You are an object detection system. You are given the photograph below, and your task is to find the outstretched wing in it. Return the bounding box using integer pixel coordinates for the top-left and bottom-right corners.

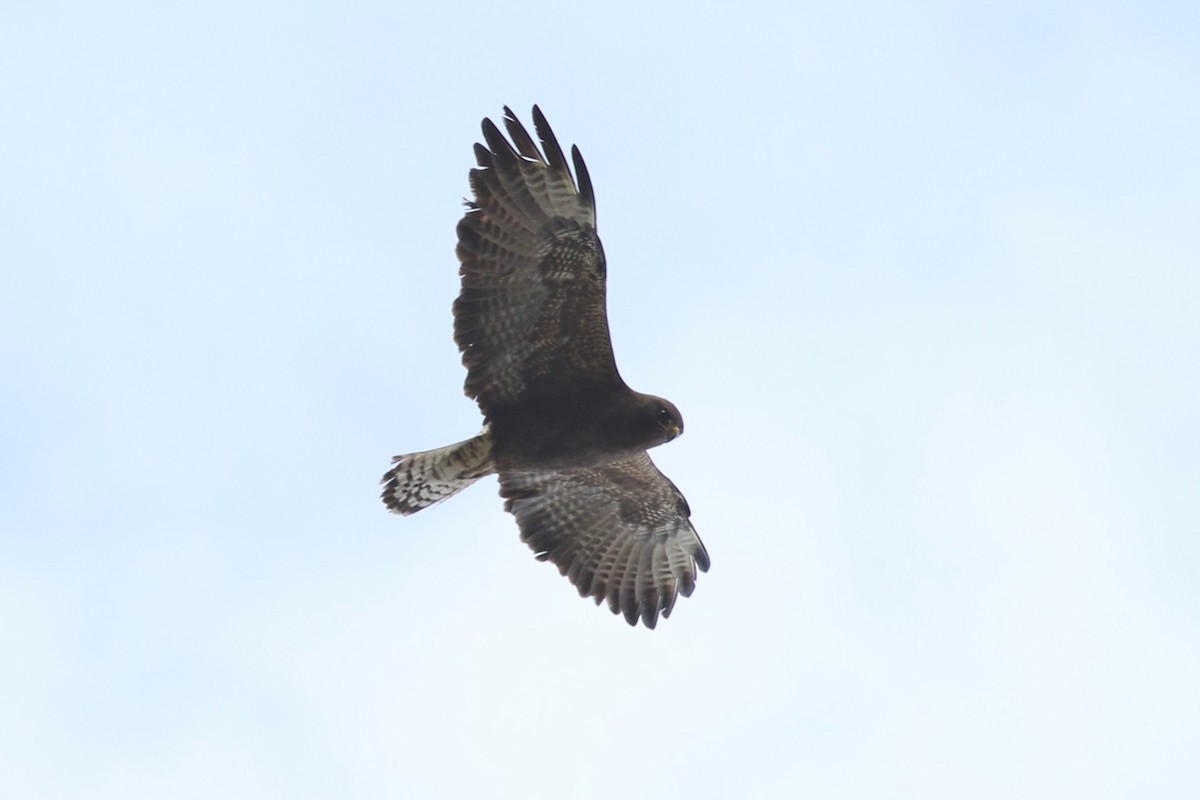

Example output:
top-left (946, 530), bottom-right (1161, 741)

top-left (453, 106), bottom-right (620, 414)
top-left (499, 453), bottom-right (710, 628)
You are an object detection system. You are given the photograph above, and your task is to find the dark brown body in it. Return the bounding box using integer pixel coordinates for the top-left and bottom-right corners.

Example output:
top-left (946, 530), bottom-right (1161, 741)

top-left (488, 387), bottom-right (681, 472)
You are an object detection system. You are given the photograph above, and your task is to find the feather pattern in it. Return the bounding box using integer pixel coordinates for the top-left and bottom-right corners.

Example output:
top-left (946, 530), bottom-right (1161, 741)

top-left (499, 452), bottom-right (710, 629)
top-left (454, 105), bottom-right (616, 411)
top-left (382, 428), bottom-right (495, 515)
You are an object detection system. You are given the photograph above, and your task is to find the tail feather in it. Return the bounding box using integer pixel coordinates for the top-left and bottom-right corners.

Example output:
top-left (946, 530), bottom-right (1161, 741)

top-left (381, 428), bottom-right (495, 515)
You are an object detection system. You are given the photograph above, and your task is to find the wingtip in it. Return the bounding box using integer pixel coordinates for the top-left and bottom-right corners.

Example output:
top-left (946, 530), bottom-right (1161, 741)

top-left (572, 144), bottom-right (595, 217)
top-left (530, 106), bottom-right (572, 177)
top-left (640, 599), bottom-right (661, 630)
top-left (480, 117), bottom-right (515, 159)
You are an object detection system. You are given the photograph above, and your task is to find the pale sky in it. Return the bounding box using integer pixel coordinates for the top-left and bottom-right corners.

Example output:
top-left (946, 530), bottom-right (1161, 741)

top-left (2, 1), bottom-right (1198, 798)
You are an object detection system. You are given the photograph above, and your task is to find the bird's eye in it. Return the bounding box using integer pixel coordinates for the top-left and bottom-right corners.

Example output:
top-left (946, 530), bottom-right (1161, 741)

top-left (659, 406), bottom-right (671, 419)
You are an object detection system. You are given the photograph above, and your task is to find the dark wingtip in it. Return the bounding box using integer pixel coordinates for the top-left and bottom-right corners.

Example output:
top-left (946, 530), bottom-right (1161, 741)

top-left (501, 105), bottom-right (541, 162)
top-left (530, 105), bottom-right (573, 184)
top-left (661, 588), bottom-right (677, 619)
top-left (572, 144), bottom-right (595, 218)
top-left (475, 137), bottom-right (499, 166)
top-left (640, 601), bottom-right (661, 630)
top-left (480, 117), bottom-right (515, 161)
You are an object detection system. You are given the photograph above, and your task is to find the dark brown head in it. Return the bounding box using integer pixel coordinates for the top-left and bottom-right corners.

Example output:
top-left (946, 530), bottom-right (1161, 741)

top-left (633, 392), bottom-right (684, 449)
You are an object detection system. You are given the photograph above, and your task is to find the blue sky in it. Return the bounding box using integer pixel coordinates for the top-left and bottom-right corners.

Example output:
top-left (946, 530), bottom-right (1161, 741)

top-left (2, 1), bottom-right (1198, 797)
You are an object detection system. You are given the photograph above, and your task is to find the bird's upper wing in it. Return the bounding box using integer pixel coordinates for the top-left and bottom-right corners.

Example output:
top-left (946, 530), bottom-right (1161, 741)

top-left (499, 452), bottom-right (710, 628)
top-left (454, 106), bottom-right (620, 413)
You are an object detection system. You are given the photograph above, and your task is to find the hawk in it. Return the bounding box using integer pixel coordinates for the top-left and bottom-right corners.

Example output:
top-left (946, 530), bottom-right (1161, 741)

top-left (381, 106), bottom-right (709, 628)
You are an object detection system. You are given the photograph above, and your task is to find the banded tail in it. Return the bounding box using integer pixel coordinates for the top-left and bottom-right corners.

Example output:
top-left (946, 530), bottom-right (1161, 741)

top-left (381, 427), bottom-right (495, 515)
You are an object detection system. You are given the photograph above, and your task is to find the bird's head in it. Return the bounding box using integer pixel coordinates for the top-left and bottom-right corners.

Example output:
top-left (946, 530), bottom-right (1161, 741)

top-left (638, 394), bottom-right (683, 448)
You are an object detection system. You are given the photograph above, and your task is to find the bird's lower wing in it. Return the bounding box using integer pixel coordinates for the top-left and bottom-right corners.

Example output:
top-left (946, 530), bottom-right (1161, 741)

top-left (499, 452), bottom-right (709, 628)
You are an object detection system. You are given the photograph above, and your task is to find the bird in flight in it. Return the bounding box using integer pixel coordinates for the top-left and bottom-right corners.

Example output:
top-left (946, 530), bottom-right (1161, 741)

top-left (381, 106), bottom-right (709, 628)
